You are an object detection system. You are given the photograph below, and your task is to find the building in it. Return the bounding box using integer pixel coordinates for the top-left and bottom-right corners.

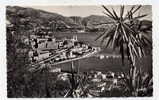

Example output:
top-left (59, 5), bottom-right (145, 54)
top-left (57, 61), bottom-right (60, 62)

top-left (38, 51), bottom-right (51, 61)
top-left (31, 37), bottom-right (58, 50)
top-left (46, 41), bottom-right (58, 50)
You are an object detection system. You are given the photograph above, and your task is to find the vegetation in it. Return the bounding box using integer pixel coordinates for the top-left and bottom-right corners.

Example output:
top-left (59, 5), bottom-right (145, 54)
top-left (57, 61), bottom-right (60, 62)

top-left (122, 68), bottom-right (153, 96)
top-left (96, 5), bottom-right (152, 96)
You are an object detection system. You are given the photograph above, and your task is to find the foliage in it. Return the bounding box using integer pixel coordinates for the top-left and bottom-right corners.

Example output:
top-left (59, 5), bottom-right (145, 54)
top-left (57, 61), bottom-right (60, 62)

top-left (96, 5), bottom-right (152, 66)
top-left (95, 5), bottom-right (152, 97)
top-left (122, 67), bottom-right (153, 96)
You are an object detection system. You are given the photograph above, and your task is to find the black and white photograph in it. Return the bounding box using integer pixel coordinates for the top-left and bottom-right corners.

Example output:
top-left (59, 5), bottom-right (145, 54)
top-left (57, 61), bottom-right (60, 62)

top-left (6, 5), bottom-right (153, 98)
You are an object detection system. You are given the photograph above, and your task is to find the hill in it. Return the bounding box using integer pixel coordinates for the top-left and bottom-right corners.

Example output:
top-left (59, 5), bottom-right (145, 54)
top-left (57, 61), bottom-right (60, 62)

top-left (82, 15), bottom-right (112, 28)
top-left (7, 6), bottom-right (114, 35)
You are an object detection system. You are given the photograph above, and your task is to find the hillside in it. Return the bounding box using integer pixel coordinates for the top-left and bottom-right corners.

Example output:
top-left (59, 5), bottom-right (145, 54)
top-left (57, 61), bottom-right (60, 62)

top-left (82, 15), bottom-right (112, 28)
top-left (7, 6), bottom-right (76, 26)
top-left (7, 6), bottom-right (113, 35)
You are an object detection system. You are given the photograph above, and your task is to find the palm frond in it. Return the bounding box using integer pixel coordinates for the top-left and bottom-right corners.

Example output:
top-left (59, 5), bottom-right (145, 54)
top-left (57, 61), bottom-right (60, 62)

top-left (112, 24), bottom-right (119, 48)
top-left (103, 11), bottom-right (116, 20)
top-left (95, 27), bottom-right (115, 41)
top-left (120, 6), bottom-right (125, 19)
top-left (122, 23), bottom-right (137, 35)
top-left (112, 8), bottom-right (119, 20)
top-left (105, 37), bottom-right (112, 48)
top-left (102, 5), bottom-right (116, 19)
top-left (129, 5), bottom-right (136, 13)
top-left (132, 5), bottom-right (142, 14)
top-left (100, 30), bottom-right (115, 47)
top-left (125, 14), bottom-right (148, 22)
top-left (148, 78), bottom-right (153, 86)
top-left (95, 30), bottom-right (108, 41)
top-left (120, 24), bottom-right (129, 41)
top-left (138, 33), bottom-right (152, 46)
top-left (92, 21), bottom-right (114, 26)
top-left (97, 5), bottom-right (151, 67)
top-left (133, 14), bottom-right (148, 20)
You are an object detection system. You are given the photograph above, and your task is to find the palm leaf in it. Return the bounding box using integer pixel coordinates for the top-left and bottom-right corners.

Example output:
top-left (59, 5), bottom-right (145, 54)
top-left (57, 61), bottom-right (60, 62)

top-left (126, 14), bottom-right (148, 22)
top-left (132, 5), bottom-right (142, 14)
top-left (100, 36), bottom-right (107, 46)
top-left (120, 24), bottom-right (129, 41)
top-left (112, 24), bottom-right (119, 48)
top-left (95, 30), bottom-right (108, 41)
top-left (129, 5), bottom-right (136, 13)
top-left (131, 43), bottom-right (139, 57)
top-left (142, 73), bottom-right (149, 86)
top-left (105, 37), bottom-right (112, 48)
top-left (124, 6), bottom-right (135, 20)
top-left (148, 78), bottom-right (153, 86)
top-left (102, 5), bottom-right (116, 19)
top-left (103, 11), bottom-right (116, 20)
top-left (134, 14), bottom-right (148, 20)
top-left (138, 33), bottom-right (152, 47)
top-left (100, 31), bottom-right (114, 46)
top-left (95, 27), bottom-right (115, 41)
top-left (92, 21), bottom-right (114, 26)
top-left (124, 10), bottom-right (137, 22)
top-left (112, 8), bottom-right (119, 20)
top-left (120, 6), bottom-right (125, 19)
top-left (122, 23), bottom-right (137, 35)
top-left (128, 44), bottom-right (135, 66)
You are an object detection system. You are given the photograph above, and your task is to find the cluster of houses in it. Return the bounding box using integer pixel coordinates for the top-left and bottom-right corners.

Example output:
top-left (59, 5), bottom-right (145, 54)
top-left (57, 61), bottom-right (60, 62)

top-left (82, 71), bottom-right (125, 95)
top-left (28, 35), bottom-right (96, 63)
top-left (87, 71), bottom-right (124, 83)
top-left (55, 70), bottom-right (125, 96)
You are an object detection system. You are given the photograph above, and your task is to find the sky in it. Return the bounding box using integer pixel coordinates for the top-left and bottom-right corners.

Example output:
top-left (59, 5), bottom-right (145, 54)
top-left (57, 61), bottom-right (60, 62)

top-left (28, 5), bottom-right (152, 20)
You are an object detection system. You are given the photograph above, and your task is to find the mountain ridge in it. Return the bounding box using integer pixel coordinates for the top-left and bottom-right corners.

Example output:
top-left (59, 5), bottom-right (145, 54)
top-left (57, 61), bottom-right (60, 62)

top-left (7, 6), bottom-right (112, 31)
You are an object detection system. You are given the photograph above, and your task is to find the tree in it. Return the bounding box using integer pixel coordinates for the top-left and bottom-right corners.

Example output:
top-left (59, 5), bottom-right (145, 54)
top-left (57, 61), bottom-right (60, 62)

top-left (96, 5), bottom-right (152, 67)
top-left (95, 5), bottom-right (152, 96)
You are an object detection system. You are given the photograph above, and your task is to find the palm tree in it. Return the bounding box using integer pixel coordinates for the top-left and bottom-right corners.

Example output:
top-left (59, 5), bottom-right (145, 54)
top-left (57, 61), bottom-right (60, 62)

top-left (95, 5), bottom-right (152, 96)
top-left (96, 5), bottom-right (151, 67)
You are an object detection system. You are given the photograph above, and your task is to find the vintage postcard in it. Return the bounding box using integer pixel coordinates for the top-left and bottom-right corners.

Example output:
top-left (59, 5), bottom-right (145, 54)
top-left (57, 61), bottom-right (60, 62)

top-left (6, 5), bottom-right (153, 98)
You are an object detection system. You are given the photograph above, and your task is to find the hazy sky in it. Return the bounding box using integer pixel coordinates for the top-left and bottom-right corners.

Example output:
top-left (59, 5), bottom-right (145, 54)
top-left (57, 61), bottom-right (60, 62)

top-left (29, 5), bottom-right (152, 20)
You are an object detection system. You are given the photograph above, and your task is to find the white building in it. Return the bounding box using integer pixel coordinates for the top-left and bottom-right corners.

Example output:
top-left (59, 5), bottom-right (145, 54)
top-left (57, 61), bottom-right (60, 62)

top-left (38, 51), bottom-right (51, 61)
